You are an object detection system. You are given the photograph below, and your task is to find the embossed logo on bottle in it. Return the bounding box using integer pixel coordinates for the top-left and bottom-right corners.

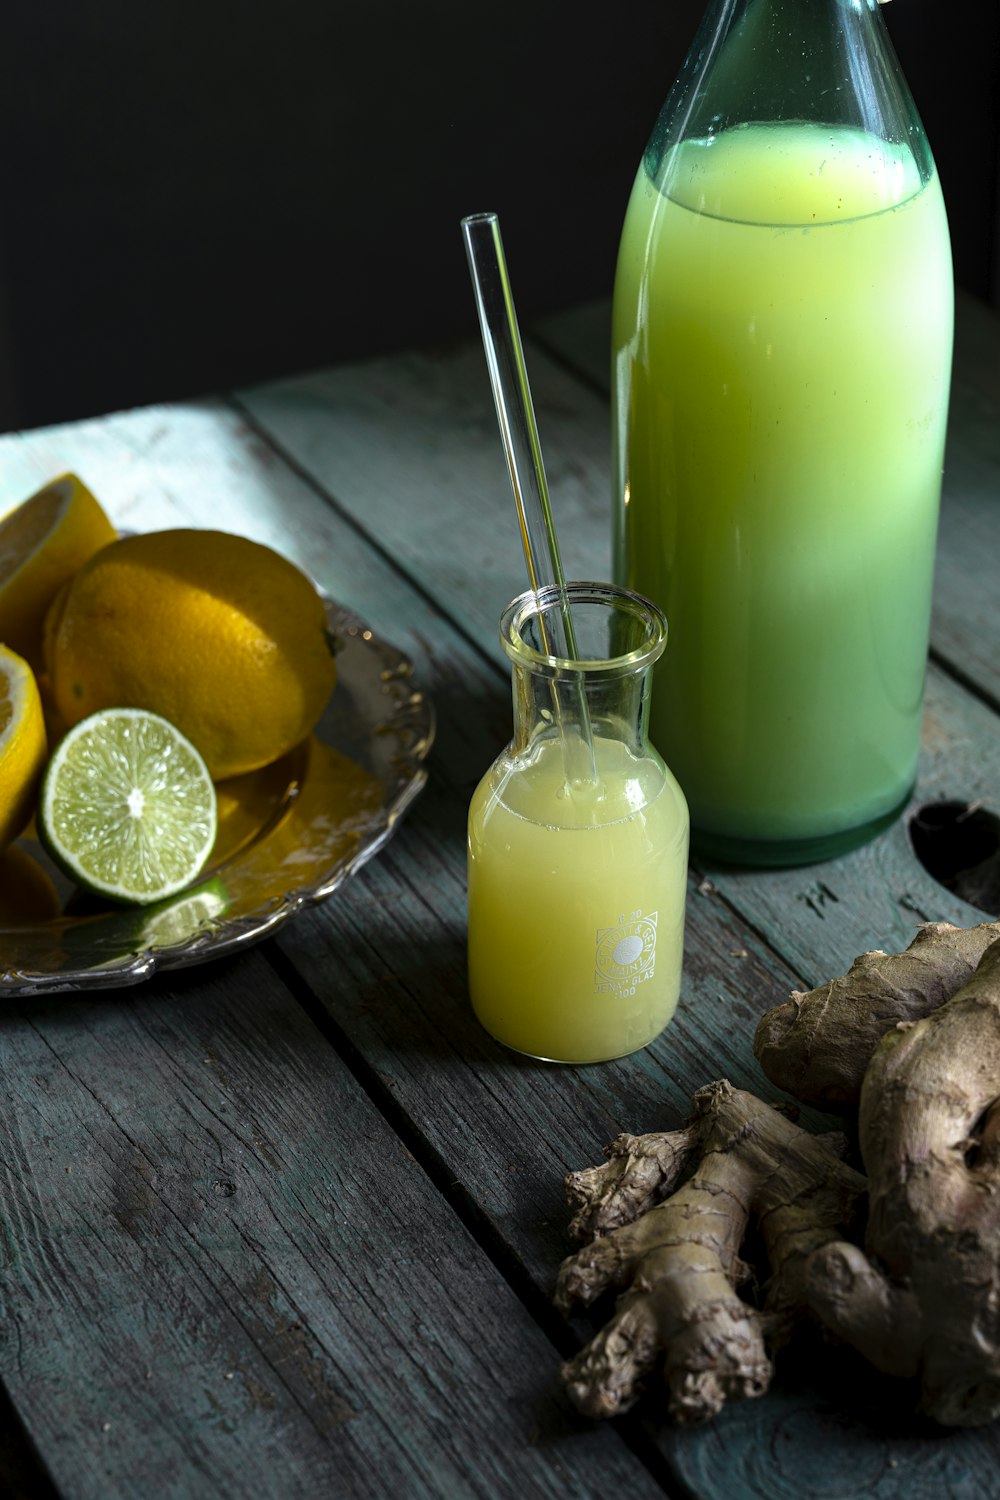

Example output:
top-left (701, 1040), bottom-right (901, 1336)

top-left (594, 911), bottom-right (658, 994)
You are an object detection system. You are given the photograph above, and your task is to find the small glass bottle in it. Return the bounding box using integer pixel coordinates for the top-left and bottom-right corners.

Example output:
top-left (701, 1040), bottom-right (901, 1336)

top-left (612, 0), bottom-right (954, 866)
top-left (467, 582), bottom-right (689, 1064)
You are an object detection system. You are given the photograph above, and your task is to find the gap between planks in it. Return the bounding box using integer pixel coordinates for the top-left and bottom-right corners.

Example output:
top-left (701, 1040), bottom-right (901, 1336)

top-left (257, 936), bottom-right (692, 1500)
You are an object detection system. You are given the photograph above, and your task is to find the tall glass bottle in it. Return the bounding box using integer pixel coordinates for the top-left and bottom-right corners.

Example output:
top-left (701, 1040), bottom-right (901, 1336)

top-left (612, 0), bottom-right (953, 866)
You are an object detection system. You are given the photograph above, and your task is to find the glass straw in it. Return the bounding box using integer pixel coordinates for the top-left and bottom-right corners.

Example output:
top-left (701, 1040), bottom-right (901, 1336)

top-left (461, 211), bottom-right (596, 771)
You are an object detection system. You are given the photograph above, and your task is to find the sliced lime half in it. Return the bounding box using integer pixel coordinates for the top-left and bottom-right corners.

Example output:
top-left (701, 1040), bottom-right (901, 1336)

top-left (39, 708), bottom-right (217, 905)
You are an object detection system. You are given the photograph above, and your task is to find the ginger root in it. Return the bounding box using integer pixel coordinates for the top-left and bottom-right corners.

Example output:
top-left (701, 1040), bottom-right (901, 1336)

top-left (556, 1082), bottom-right (864, 1423)
top-left (805, 935), bottom-right (1000, 1425)
top-left (753, 920), bottom-right (1000, 1111)
top-left (556, 924), bottom-right (1000, 1429)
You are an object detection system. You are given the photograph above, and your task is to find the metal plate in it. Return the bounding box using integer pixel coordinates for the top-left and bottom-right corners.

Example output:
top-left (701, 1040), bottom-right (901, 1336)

top-left (0, 602), bottom-right (434, 994)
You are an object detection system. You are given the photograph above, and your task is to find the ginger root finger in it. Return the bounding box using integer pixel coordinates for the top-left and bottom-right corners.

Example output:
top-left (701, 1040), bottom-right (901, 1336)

top-left (561, 1251), bottom-right (771, 1424)
top-left (556, 1175), bottom-right (754, 1316)
top-left (754, 920), bottom-right (1000, 1111)
top-left (564, 1127), bottom-right (698, 1242)
top-left (799, 1239), bottom-right (923, 1379)
top-left (561, 1294), bottom-right (669, 1420)
top-left (559, 1182), bottom-right (769, 1422)
top-left (557, 1081), bottom-right (864, 1424)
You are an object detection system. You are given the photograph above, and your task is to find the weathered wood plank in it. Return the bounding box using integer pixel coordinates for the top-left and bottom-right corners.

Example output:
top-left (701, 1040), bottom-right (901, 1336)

top-left (0, 397), bottom-right (767, 1498)
top-left (3, 315), bottom-right (998, 1500)
top-left (930, 292), bottom-right (1000, 708)
top-left (232, 341), bottom-right (1000, 1492)
top-left (0, 373), bottom-right (853, 1495)
top-left (659, 1349), bottom-right (1000, 1500)
top-left (0, 403), bottom-right (680, 1496)
top-left (0, 952), bottom-right (668, 1500)
top-left (259, 581), bottom-right (1000, 1499)
top-left (267, 681), bottom-right (1000, 1500)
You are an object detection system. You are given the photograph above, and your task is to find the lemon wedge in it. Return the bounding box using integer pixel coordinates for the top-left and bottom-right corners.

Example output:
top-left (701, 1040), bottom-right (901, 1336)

top-left (0, 643), bottom-right (48, 852)
top-left (0, 473), bottom-right (117, 670)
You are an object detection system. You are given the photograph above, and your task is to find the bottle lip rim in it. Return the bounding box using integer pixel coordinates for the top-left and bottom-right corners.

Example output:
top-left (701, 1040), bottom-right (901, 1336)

top-left (499, 581), bottom-right (668, 678)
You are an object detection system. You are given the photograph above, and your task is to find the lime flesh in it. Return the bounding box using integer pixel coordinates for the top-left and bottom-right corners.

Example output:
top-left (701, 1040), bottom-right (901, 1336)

top-left (39, 708), bottom-right (217, 905)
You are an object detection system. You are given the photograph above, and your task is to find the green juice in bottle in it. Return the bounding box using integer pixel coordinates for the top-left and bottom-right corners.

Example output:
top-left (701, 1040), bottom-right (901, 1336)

top-left (612, 0), bottom-right (954, 866)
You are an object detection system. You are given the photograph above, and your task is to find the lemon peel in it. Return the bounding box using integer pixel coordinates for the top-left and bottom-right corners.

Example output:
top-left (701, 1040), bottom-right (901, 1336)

top-left (0, 644), bottom-right (48, 852)
top-left (45, 529), bottom-right (338, 779)
top-left (0, 474), bottom-right (117, 671)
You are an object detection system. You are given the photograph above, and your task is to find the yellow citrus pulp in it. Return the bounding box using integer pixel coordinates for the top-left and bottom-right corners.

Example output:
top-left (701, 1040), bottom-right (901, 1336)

top-left (0, 643), bottom-right (48, 851)
top-left (0, 474), bottom-right (117, 671)
top-left (45, 529), bottom-right (338, 779)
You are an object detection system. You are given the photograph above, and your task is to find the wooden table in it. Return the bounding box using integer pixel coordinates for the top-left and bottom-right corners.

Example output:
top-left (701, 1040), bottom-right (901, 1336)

top-left (1, 290), bottom-right (998, 1500)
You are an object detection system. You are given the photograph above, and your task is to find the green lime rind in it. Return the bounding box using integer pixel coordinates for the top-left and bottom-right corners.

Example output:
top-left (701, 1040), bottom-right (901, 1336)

top-left (38, 708), bottom-right (218, 906)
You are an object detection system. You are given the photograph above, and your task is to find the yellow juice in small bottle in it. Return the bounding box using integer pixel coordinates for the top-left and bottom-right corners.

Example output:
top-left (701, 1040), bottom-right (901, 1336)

top-left (468, 734), bottom-right (688, 1063)
top-left (466, 583), bottom-right (689, 1065)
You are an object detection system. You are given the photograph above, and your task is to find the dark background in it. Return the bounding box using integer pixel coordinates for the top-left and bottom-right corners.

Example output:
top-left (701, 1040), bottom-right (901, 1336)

top-left (0, 0), bottom-right (997, 433)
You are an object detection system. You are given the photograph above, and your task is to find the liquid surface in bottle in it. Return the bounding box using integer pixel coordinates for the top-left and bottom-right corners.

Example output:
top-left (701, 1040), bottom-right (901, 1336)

top-left (613, 122), bottom-right (953, 854)
top-left (467, 733), bottom-right (688, 1063)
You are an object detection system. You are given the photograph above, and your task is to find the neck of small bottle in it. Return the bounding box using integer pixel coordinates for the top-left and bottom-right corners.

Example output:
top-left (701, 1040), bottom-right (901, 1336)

top-left (510, 661), bottom-right (653, 760)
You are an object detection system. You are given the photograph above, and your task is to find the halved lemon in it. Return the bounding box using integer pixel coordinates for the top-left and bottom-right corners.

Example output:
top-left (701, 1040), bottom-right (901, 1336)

top-left (0, 643), bottom-right (48, 851)
top-left (38, 708), bottom-right (217, 905)
top-left (44, 527), bottom-right (336, 778)
top-left (0, 473), bottom-right (117, 670)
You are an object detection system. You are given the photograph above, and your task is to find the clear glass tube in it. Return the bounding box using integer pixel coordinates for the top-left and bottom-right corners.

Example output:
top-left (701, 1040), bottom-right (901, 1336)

top-left (461, 211), bottom-right (578, 660)
top-left (462, 210), bottom-right (596, 772)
